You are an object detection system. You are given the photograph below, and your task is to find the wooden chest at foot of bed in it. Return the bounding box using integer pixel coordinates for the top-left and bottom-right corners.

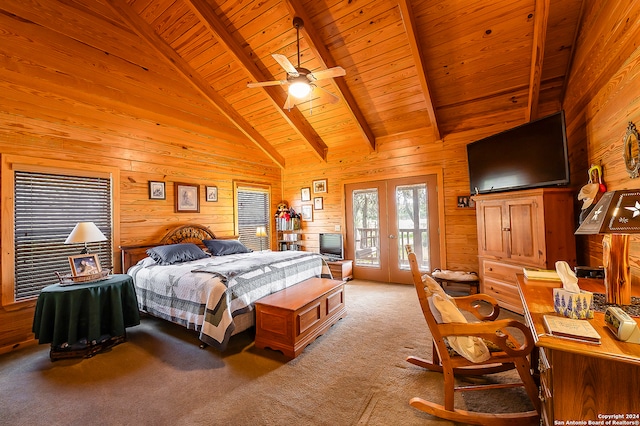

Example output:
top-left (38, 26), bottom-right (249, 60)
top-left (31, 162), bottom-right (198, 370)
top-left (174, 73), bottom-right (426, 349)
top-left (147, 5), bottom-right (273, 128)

top-left (255, 278), bottom-right (347, 358)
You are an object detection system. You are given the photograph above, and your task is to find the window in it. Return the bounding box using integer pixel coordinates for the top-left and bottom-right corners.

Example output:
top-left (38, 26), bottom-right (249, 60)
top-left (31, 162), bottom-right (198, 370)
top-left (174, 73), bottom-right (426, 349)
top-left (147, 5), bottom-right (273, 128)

top-left (235, 183), bottom-right (270, 251)
top-left (1, 155), bottom-right (118, 305)
top-left (13, 171), bottom-right (113, 300)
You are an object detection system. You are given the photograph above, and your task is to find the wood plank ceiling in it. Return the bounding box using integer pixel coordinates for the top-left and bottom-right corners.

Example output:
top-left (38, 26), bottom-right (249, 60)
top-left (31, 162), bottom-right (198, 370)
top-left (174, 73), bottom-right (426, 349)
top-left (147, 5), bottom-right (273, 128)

top-left (6, 0), bottom-right (584, 168)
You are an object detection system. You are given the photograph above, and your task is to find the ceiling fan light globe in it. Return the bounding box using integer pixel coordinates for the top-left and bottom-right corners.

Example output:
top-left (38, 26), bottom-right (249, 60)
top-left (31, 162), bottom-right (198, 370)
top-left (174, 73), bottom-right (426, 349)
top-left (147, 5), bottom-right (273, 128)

top-left (289, 81), bottom-right (311, 98)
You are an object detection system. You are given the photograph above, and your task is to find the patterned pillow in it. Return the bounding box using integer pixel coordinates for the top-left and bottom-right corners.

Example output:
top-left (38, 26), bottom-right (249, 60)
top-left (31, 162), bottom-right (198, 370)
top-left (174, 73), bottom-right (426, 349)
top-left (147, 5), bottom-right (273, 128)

top-left (203, 239), bottom-right (251, 256)
top-left (146, 243), bottom-right (208, 265)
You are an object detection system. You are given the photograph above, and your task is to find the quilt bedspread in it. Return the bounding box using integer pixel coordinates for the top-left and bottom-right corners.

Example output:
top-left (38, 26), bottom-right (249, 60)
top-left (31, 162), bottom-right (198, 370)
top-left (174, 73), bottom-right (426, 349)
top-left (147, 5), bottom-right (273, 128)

top-left (127, 251), bottom-right (325, 350)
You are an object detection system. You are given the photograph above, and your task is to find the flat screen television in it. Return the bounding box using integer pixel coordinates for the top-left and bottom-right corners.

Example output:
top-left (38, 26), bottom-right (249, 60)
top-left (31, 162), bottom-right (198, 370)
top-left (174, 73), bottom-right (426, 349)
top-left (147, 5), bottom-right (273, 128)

top-left (467, 111), bottom-right (570, 195)
top-left (319, 233), bottom-right (344, 260)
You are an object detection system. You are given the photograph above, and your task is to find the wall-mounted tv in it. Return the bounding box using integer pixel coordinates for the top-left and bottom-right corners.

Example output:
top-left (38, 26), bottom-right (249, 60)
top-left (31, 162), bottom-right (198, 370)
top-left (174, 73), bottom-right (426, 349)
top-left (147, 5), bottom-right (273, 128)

top-left (319, 233), bottom-right (344, 260)
top-left (467, 111), bottom-right (570, 195)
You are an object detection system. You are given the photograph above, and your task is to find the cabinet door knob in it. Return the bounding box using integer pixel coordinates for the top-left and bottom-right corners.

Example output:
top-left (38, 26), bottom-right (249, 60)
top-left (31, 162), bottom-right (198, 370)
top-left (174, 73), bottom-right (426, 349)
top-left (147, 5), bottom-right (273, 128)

top-left (502, 227), bottom-right (511, 231)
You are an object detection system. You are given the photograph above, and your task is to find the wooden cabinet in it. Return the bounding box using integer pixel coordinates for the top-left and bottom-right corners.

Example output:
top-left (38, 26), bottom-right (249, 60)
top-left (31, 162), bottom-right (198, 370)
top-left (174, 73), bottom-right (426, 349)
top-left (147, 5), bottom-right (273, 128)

top-left (474, 188), bottom-right (576, 313)
top-left (517, 275), bottom-right (640, 424)
top-left (326, 260), bottom-right (353, 281)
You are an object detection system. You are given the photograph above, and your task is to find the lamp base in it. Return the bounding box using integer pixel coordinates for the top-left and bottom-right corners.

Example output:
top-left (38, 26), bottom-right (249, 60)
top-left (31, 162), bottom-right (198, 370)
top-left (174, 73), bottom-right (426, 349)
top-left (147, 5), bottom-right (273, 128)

top-left (602, 234), bottom-right (632, 305)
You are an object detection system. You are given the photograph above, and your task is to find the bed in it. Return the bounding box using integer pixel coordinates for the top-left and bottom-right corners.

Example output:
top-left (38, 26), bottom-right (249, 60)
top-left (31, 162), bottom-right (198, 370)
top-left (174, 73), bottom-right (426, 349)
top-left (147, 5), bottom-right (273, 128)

top-left (121, 225), bottom-right (329, 351)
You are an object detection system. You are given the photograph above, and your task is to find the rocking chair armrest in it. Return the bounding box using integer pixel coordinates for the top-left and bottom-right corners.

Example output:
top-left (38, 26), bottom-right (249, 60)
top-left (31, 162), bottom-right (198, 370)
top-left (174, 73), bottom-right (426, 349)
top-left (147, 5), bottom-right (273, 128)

top-left (452, 294), bottom-right (500, 321)
top-left (437, 319), bottom-right (535, 357)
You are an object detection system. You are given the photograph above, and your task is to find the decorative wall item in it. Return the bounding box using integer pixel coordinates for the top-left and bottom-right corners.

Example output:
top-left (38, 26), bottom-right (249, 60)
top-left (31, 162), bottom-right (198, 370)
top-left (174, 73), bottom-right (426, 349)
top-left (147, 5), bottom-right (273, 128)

top-left (175, 182), bottom-right (199, 212)
top-left (301, 187), bottom-right (311, 201)
top-left (457, 195), bottom-right (473, 208)
top-left (149, 181), bottom-right (166, 200)
top-left (623, 121), bottom-right (639, 179)
top-left (312, 179), bottom-right (327, 193)
top-left (314, 197), bottom-right (323, 210)
top-left (206, 186), bottom-right (218, 202)
top-left (301, 205), bottom-right (313, 221)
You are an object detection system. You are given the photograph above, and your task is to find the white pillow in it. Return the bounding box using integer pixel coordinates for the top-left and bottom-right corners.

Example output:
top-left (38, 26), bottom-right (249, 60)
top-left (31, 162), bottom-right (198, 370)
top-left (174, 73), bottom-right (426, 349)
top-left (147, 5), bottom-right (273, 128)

top-left (431, 293), bottom-right (490, 363)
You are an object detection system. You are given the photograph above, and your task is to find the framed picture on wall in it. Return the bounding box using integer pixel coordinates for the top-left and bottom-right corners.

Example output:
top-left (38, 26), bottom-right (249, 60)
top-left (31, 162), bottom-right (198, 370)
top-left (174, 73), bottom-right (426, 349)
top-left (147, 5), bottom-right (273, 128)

top-left (314, 197), bottom-right (323, 210)
top-left (175, 182), bottom-right (199, 213)
top-left (301, 205), bottom-right (313, 221)
top-left (312, 179), bottom-right (327, 194)
top-left (301, 187), bottom-right (311, 201)
top-left (149, 181), bottom-right (166, 200)
top-left (206, 186), bottom-right (218, 202)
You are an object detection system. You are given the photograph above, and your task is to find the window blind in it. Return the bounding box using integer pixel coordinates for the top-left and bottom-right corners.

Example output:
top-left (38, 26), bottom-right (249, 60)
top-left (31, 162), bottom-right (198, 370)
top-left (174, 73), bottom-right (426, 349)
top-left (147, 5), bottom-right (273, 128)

top-left (14, 171), bottom-right (112, 300)
top-left (237, 187), bottom-right (270, 251)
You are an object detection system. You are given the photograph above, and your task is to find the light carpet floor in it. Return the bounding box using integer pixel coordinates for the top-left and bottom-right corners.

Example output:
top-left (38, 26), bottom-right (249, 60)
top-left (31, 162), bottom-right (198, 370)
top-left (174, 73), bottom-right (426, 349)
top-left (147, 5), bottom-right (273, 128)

top-left (0, 280), bottom-right (534, 426)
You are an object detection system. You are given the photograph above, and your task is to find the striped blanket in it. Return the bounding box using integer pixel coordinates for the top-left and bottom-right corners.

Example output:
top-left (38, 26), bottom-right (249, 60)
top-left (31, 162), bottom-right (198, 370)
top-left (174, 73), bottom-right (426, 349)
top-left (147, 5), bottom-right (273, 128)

top-left (128, 251), bottom-right (327, 350)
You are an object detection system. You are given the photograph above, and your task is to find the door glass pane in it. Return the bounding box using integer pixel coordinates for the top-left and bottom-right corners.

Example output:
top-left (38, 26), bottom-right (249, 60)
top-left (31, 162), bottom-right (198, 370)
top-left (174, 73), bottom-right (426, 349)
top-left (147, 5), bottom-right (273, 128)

top-left (352, 188), bottom-right (380, 267)
top-left (396, 183), bottom-right (429, 271)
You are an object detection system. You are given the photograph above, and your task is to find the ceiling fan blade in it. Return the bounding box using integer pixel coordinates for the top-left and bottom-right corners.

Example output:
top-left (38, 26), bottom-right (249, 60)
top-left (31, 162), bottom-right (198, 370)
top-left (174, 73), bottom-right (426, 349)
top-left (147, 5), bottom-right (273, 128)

top-left (308, 66), bottom-right (346, 82)
top-left (272, 54), bottom-right (298, 75)
top-left (247, 80), bottom-right (287, 88)
top-left (283, 94), bottom-right (296, 110)
top-left (315, 85), bottom-right (340, 104)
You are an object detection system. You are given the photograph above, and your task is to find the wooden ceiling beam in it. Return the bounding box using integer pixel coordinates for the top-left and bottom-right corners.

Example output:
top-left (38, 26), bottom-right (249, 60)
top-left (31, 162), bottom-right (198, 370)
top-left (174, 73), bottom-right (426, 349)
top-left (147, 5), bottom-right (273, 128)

top-left (527, 0), bottom-right (550, 121)
top-left (397, 0), bottom-right (441, 142)
top-left (105, 0), bottom-right (286, 168)
top-left (185, 0), bottom-right (328, 162)
top-left (282, 0), bottom-right (377, 152)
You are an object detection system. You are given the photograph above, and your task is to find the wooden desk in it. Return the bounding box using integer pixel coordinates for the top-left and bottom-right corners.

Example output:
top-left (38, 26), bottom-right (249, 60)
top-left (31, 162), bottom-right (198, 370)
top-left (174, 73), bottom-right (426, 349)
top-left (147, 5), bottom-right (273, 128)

top-left (516, 274), bottom-right (640, 425)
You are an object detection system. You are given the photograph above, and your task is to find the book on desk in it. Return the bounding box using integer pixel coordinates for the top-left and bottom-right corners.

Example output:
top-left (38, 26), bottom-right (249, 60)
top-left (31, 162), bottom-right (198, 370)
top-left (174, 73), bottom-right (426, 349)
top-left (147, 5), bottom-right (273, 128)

top-left (543, 314), bottom-right (601, 344)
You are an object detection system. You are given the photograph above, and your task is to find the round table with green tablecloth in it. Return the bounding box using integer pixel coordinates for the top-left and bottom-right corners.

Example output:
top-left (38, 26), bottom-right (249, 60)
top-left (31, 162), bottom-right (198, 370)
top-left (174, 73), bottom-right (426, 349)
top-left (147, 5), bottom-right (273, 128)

top-left (32, 274), bottom-right (140, 360)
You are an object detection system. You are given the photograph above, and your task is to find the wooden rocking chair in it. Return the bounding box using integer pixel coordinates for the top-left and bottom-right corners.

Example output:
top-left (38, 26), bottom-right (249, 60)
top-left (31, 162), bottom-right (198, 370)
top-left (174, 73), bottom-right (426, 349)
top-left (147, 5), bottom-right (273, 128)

top-left (405, 247), bottom-right (540, 425)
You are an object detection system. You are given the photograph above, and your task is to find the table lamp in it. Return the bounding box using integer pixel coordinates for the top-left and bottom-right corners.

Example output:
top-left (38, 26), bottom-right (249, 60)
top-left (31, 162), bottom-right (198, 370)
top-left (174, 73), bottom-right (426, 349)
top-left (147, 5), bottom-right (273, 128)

top-left (575, 190), bottom-right (640, 305)
top-left (256, 226), bottom-right (267, 251)
top-left (64, 222), bottom-right (107, 254)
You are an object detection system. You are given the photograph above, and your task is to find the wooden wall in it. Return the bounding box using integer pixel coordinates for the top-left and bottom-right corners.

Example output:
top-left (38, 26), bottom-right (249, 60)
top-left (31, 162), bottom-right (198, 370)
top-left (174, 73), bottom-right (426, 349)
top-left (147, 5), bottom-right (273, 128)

top-left (562, 0), bottom-right (640, 281)
top-left (0, 5), bottom-right (281, 352)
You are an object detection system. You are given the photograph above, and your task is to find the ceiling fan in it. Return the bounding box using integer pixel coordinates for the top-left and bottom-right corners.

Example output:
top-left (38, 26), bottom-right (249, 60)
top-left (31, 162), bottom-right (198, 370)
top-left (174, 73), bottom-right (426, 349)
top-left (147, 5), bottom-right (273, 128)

top-left (247, 17), bottom-right (346, 110)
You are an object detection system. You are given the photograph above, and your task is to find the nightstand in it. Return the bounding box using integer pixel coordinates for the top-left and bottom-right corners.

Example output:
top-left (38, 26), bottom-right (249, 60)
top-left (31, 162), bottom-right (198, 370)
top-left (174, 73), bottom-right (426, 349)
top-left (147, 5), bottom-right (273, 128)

top-left (32, 274), bottom-right (140, 360)
top-left (326, 259), bottom-right (353, 281)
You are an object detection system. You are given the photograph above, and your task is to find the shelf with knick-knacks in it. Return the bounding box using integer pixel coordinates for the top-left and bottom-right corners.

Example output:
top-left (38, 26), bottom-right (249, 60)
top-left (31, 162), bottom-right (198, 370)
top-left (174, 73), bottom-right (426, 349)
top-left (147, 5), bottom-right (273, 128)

top-left (275, 202), bottom-right (303, 251)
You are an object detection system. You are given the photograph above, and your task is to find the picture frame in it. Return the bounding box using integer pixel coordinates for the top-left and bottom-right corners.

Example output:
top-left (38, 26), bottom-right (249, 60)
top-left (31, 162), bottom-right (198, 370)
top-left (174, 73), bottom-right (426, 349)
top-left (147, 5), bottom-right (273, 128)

top-left (206, 186), bottom-right (218, 202)
top-left (175, 182), bottom-right (200, 213)
top-left (148, 181), bottom-right (166, 200)
top-left (69, 253), bottom-right (101, 277)
top-left (301, 187), bottom-right (311, 202)
top-left (301, 205), bottom-right (313, 221)
top-left (314, 197), bottom-right (323, 210)
top-left (312, 179), bottom-right (327, 194)
top-left (457, 195), bottom-right (474, 209)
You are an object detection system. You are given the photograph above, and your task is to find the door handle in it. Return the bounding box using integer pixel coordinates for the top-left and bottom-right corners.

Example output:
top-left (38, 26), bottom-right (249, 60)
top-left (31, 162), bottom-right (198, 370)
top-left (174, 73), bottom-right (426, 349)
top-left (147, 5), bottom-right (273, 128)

top-left (389, 235), bottom-right (396, 239)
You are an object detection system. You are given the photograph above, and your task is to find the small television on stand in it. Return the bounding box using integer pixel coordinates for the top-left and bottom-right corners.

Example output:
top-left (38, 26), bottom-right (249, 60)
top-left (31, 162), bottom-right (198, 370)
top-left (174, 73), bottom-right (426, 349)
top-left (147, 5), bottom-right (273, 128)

top-left (319, 233), bottom-right (344, 261)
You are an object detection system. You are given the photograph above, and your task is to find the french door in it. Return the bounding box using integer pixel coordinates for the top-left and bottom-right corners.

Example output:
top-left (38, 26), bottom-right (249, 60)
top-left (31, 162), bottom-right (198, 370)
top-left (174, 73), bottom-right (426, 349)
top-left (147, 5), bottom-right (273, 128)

top-left (345, 175), bottom-right (440, 284)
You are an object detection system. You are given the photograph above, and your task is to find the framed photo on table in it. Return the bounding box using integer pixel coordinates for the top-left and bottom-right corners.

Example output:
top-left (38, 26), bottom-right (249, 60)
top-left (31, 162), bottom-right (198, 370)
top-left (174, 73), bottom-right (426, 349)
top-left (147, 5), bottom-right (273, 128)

top-left (175, 182), bottom-right (199, 213)
top-left (69, 254), bottom-right (101, 277)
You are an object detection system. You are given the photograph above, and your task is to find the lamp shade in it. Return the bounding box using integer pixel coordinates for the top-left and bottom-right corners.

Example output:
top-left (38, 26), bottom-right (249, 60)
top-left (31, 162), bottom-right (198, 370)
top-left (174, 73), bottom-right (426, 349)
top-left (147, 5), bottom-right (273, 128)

top-left (65, 222), bottom-right (107, 244)
top-left (256, 226), bottom-right (267, 237)
top-left (575, 190), bottom-right (640, 235)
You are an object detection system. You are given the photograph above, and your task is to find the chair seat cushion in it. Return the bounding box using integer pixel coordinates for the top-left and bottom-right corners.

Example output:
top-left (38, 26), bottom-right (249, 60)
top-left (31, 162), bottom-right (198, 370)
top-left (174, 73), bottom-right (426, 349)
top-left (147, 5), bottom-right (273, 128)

top-left (430, 293), bottom-right (491, 363)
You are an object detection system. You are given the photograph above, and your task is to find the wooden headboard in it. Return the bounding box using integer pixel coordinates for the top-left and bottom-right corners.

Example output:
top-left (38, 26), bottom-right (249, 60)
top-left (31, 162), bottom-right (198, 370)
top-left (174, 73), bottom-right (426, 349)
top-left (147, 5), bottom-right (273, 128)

top-left (120, 225), bottom-right (238, 272)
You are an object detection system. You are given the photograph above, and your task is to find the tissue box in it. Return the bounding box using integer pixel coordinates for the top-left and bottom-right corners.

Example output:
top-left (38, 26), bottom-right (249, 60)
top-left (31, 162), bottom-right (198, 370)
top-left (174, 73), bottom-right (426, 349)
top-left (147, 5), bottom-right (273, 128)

top-left (553, 289), bottom-right (594, 319)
